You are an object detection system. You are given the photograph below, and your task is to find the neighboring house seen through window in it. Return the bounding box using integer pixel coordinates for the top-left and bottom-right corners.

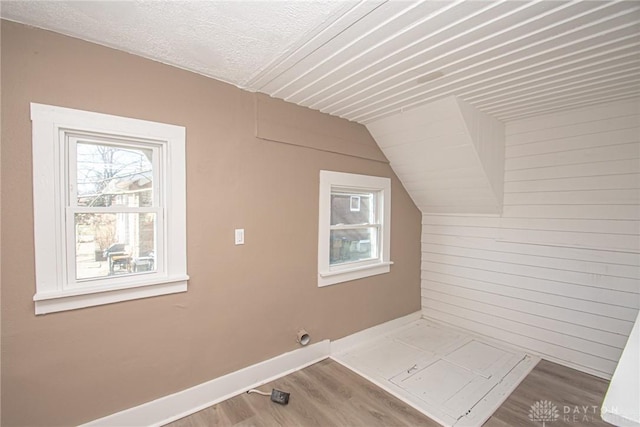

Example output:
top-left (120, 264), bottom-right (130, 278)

top-left (318, 170), bottom-right (392, 287)
top-left (31, 103), bottom-right (188, 314)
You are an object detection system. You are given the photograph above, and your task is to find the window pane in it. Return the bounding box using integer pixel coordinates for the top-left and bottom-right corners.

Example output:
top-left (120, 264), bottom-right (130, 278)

top-left (76, 142), bottom-right (154, 207)
top-left (75, 212), bottom-right (156, 280)
top-left (330, 227), bottom-right (378, 265)
top-left (331, 191), bottom-right (375, 225)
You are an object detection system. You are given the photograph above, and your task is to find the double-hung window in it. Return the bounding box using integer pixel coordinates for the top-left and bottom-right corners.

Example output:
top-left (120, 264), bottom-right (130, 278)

top-left (31, 103), bottom-right (188, 314)
top-left (318, 171), bottom-right (392, 287)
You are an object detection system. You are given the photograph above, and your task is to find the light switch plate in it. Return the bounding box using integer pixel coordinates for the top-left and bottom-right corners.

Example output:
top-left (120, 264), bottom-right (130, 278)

top-left (235, 228), bottom-right (245, 245)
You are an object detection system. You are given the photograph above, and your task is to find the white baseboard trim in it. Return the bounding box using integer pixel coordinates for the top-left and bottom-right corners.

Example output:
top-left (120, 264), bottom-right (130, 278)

top-left (331, 310), bottom-right (422, 355)
top-left (82, 339), bottom-right (331, 427)
top-left (84, 310), bottom-right (530, 427)
top-left (81, 312), bottom-right (422, 427)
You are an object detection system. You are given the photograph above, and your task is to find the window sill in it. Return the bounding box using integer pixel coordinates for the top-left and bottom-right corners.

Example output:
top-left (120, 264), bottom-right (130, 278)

top-left (34, 275), bottom-right (189, 314)
top-left (318, 261), bottom-right (393, 287)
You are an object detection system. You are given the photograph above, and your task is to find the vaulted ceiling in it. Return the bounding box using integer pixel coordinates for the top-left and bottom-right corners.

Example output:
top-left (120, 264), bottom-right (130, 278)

top-left (3, 0), bottom-right (639, 124)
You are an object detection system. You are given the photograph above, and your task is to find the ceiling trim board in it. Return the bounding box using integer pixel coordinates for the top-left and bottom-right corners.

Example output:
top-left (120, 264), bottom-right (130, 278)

top-left (463, 47), bottom-right (640, 103)
top-left (355, 22), bottom-right (640, 124)
top-left (241, 0), bottom-right (364, 89)
top-left (263, 0), bottom-right (412, 96)
top-left (246, 0), bottom-right (385, 91)
top-left (325, 1), bottom-right (611, 117)
top-left (272, 1), bottom-right (425, 98)
top-left (284, 0), bottom-right (469, 105)
top-left (495, 93), bottom-right (640, 122)
top-left (316, 0), bottom-right (560, 115)
top-left (294, 0), bottom-right (492, 108)
top-left (426, 35), bottom-right (640, 111)
top-left (2, 1), bottom-right (637, 126)
top-left (344, 6), bottom-right (638, 122)
top-left (486, 81), bottom-right (640, 116)
top-left (306, 0), bottom-right (526, 111)
top-left (474, 68), bottom-right (640, 111)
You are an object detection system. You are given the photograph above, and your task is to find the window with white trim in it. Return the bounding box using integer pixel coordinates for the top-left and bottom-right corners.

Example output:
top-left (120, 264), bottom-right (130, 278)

top-left (31, 103), bottom-right (188, 314)
top-left (318, 171), bottom-right (392, 287)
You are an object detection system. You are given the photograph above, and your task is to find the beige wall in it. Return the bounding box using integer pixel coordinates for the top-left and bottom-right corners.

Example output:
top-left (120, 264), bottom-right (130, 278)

top-left (0, 21), bottom-right (421, 426)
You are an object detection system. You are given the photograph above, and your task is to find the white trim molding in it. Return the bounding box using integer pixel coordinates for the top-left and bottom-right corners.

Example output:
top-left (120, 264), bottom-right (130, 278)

top-left (31, 103), bottom-right (188, 314)
top-left (82, 340), bottom-right (331, 427)
top-left (80, 313), bottom-right (421, 427)
top-left (331, 310), bottom-right (422, 354)
top-left (318, 170), bottom-right (392, 287)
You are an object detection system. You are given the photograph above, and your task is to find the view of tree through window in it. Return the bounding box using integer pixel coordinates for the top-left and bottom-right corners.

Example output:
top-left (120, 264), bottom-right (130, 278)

top-left (74, 142), bottom-right (157, 281)
top-left (76, 142), bottom-right (153, 207)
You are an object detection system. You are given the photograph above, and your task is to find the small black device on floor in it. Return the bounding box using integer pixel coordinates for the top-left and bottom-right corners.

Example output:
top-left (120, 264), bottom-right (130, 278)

top-left (270, 388), bottom-right (290, 405)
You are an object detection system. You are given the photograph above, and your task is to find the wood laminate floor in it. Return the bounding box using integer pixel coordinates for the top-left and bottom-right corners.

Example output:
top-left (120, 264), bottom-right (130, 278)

top-left (485, 359), bottom-right (611, 427)
top-left (166, 358), bottom-right (611, 427)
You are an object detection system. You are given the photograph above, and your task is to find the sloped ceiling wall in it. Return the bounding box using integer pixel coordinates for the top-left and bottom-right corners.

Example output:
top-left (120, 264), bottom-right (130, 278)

top-left (367, 96), bottom-right (505, 214)
top-left (3, 1), bottom-right (638, 124)
top-left (3, 2), bottom-right (637, 217)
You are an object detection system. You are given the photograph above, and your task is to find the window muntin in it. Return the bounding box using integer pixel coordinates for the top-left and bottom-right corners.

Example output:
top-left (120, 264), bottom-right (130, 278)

top-left (329, 189), bottom-right (379, 266)
top-left (67, 137), bottom-right (162, 285)
top-left (318, 171), bottom-right (392, 287)
top-left (31, 103), bottom-right (188, 314)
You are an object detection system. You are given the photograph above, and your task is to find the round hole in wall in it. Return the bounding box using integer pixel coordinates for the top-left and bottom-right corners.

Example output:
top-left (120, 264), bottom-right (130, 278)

top-left (297, 329), bottom-right (311, 346)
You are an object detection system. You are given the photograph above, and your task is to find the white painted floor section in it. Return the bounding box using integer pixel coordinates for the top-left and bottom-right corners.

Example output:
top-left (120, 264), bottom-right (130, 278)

top-left (332, 318), bottom-right (538, 427)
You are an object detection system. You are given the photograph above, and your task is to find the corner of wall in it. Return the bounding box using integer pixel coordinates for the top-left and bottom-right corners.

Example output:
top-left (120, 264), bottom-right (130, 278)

top-left (455, 96), bottom-right (505, 215)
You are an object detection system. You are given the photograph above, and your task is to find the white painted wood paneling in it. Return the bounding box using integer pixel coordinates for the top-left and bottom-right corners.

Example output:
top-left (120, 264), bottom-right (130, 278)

top-left (5, 1), bottom-right (639, 125)
top-left (249, 0), bottom-right (640, 123)
top-left (421, 99), bottom-right (640, 379)
top-left (367, 96), bottom-right (505, 214)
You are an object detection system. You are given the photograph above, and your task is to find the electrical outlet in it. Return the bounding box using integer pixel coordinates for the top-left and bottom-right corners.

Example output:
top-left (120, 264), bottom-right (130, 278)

top-left (270, 388), bottom-right (290, 405)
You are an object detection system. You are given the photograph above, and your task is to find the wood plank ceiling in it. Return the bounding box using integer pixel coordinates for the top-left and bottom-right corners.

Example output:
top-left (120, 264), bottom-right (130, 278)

top-left (2, 0), bottom-right (639, 124)
top-left (247, 0), bottom-right (640, 124)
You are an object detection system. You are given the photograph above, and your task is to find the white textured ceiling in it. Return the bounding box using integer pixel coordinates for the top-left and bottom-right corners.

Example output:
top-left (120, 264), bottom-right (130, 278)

top-left (0, 0), bottom-right (352, 87)
top-left (2, 0), bottom-right (639, 123)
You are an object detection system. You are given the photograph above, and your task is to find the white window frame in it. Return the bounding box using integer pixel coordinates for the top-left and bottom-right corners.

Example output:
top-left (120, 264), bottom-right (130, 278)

top-left (31, 103), bottom-right (188, 314)
top-left (318, 170), bottom-right (392, 287)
